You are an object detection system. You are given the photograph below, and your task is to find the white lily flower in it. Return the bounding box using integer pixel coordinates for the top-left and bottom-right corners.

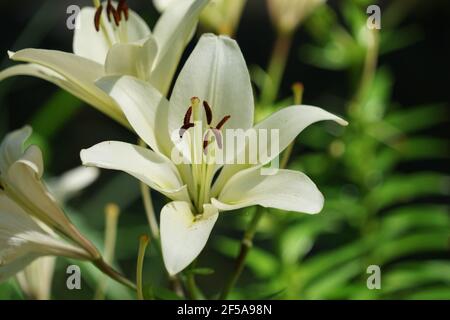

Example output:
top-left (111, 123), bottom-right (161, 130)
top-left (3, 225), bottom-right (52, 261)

top-left (0, 0), bottom-right (209, 126)
top-left (0, 192), bottom-right (91, 283)
top-left (15, 166), bottom-right (99, 300)
top-left (81, 34), bottom-right (348, 275)
top-left (268, 0), bottom-right (326, 34)
top-left (0, 127), bottom-right (100, 261)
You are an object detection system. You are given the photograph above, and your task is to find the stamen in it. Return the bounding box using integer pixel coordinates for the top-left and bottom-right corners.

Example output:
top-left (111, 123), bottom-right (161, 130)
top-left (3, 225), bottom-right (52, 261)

top-left (94, 5), bottom-right (103, 32)
top-left (216, 115), bottom-right (231, 130)
top-left (179, 123), bottom-right (195, 138)
top-left (118, 0), bottom-right (129, 21)
top-left (112, 7), bottom-right (121, 26)
top-left (183, 107), bottom-right (193, 126)
top-left (106, 0), bottom-right (114, 22)
top-left (203, 101), bottom-right (212, 125)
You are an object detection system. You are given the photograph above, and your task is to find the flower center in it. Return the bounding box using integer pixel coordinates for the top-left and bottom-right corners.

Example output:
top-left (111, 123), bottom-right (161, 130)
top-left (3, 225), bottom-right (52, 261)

top-left (93, 0), bottom-right (130, 45)
top-left (179, 97), bottom-right (231, 213)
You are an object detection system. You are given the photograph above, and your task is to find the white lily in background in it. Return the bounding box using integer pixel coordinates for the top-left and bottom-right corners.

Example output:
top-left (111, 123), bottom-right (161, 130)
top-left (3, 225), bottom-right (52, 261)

top-left (0, 127), bottom-right (105, 284)
top-left (0, 191), bottom-right (91, 283)
top-left (268, 0), bottom-right (326, 34)
top-left (0, 0), bottom-right (209, 126)
top-left (81, 34), bottom-right (348, 275)
top-left (154, 0), bottom-right (246, 36)
top-left (15, 166), bottom-right (99, 300)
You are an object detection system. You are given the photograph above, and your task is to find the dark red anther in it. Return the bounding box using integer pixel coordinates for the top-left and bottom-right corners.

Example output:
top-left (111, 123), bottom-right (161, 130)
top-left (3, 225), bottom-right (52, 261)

top-left (216, 115), bottom-right (231, 130)
top-left (94, 5), bottom-right (103, 32)
top-left (203, 101), bottom-right (213, 125)
top-left (106, 0), bottom-right (114, 22)
top-left (118, 0), bottom-right (129, 21)
top-left (183, 107), bottom-right (192, 126)
top-left (112, 7), bottom-right (121, 26)
top-left (179, 123), bottom-right (195, 138)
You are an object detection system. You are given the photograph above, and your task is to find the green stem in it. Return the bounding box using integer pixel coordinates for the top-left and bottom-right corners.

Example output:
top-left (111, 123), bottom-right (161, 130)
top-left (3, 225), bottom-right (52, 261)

top-left (138, 139), bottom-right (160, 240)
top-left (260, 32), bottom-right (293, 106)
top-left (219, 208), bottom-right (263, 300)
top-left (94, 204), bottom-right (120, 300)
top-left (93, 258), bottom-right (136, 291)
top-left (136, 235), bottom-right (150, 300)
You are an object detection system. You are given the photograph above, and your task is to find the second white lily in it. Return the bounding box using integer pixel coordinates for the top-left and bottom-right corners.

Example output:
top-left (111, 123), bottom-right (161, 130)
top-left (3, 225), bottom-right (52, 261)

top-left (0, 0), bottom-right (209, 126)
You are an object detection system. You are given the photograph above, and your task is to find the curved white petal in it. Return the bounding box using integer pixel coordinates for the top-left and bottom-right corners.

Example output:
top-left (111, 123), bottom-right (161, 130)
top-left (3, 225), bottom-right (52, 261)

top-left (80, 141), bottom-right (188, 201)
top-left (212, 105), bottom-right (347, 196)
top-left (7, 49), bottom-right (127, 125)
top-left (47, 167), bottom-right (100, 203)
top-left (151, 0), bottom-right (210, 95)
top-left (160, 201), bottom-right (218, 275)
top-left (96, 76), bottom-right (172, 155)
top-left (169, 34), bottom-right (254, 143)
top-left (73, 6), bottom-right (151, 65)
top-left (105, 37), bottom-right (158, 81)
top-left (0, 194), bottom-right (88, 283)
top-left (0, 126), bottom-right (32, 174)
top-left (0, 64), bottom-right (128, 127)
top-left (212, 167), bottom-right (324, 214)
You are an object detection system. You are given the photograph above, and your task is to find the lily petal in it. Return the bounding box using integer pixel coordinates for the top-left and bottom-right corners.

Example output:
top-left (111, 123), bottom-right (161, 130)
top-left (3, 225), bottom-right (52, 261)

top-left (151, 0), bottom-right (210, 95)
top-left (0, 126), bottom-right (33, 174)
top-left (160, 201), bottom-right (218, 275)
top-left (169, 33), bottom-right (254, 141)
top-left (80, 141), bottom-right (189, 201)
top-left (96, 75), bottom-right (172, 155)
top-left (0, 193), bottom-right (89, 283)
top-left (73, 6), bottom-right (151, 65)
top-left (6, 49), bottom-right (127, 126)
top-left (47, 167), bottom-right (100, 203)
top-left (105, 37), bottom-right (158, 81)
top-left (212, 105), bottom-right (347, 196)
top-left (212, 166), bottom-right (324, 214)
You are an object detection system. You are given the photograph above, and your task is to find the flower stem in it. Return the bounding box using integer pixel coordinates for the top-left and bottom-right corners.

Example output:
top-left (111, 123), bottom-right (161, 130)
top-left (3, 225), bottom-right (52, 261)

top-left (260, 31), bottom-right (293, 106)
top-left (94, 203), bottom-right (120, 300)
top-left (140, 182), bottom-right (160, 239)
top-left (138, 139), bottom-right (160, 240)
top-left (136, 235), bottom-right (150, 300)
top-left (93, 258), bottom-right (136, 291)
top-left (219, 207), bottom-right (263, 300)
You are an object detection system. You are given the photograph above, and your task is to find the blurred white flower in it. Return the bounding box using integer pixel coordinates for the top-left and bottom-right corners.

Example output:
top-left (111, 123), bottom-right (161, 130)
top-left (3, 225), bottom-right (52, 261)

top-left (0, 0), bottom-right (210, 126)
top-left (81, 34), bottom-right (347, 275)
top-left (0, 192), bottom-right (90, 283)
top-left (15, 166), bottom-right (99, 300)
top-left (268, 0), bottom-right (326, 34)
top-left (0, 127), bottom-right (100, 284)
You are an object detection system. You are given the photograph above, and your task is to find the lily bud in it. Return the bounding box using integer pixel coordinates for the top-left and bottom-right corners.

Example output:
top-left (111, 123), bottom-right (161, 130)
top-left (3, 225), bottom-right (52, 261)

top-left (0, 193), bottom-right (91, 283)
top-left (267, 0), bottom-right (326, 34)
top-left (0, 127), bottom-right (100, 284)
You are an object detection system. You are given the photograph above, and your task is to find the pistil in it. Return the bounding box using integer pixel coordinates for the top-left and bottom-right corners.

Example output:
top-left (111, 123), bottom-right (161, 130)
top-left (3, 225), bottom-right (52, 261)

top-left (178, 97), bottom-right (231, 213)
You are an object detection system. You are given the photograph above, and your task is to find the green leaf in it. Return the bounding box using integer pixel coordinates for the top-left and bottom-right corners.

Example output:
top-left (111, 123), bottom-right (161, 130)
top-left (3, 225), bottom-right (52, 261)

top-left (187, 268), bottom-right (215, 276)
top-left (367, 173), bottom-right (448, 211)
top-left (385, 104), bottom-right (447, 133)
top-left (214, 236), bottom-right (279, 278)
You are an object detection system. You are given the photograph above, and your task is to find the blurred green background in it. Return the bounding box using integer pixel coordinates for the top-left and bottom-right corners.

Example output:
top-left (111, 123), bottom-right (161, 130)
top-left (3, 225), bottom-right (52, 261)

top-left (0, 0), bottom-right (449, 300)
